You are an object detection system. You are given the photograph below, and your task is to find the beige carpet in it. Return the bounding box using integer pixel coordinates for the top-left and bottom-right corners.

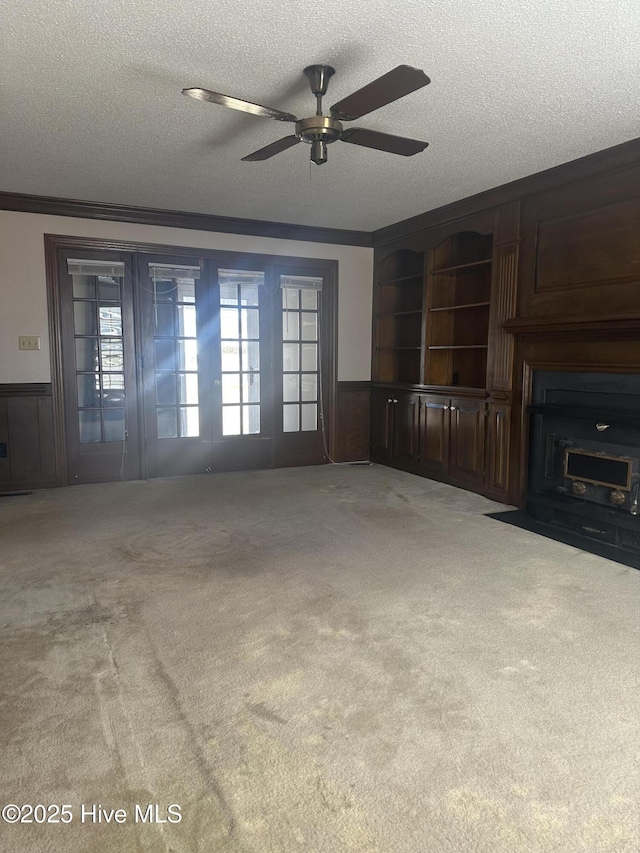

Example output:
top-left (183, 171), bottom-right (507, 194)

top-left (1, 464), bottom-right (639, 852)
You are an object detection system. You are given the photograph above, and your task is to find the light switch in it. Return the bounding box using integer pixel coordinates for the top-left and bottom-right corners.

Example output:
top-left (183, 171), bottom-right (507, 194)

top-left (18, 336), bottom-right (41, 351)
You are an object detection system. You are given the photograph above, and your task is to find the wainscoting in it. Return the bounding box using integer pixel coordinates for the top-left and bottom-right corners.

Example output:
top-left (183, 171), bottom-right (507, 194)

top-left (0, 384), bottom-right (57, 490)
top-left (334, 381), bottom-right (371, 463)
top-left (0, 381), bottom-right (370, 490)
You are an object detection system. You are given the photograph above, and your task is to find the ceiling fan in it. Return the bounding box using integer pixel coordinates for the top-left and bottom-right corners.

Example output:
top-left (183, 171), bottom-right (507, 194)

top-left (183, 64), bottom-right (430, 165)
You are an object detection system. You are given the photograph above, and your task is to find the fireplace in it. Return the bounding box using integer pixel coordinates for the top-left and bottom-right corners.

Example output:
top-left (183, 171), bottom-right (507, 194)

top-left (526, 370), bottom-right (640, 561)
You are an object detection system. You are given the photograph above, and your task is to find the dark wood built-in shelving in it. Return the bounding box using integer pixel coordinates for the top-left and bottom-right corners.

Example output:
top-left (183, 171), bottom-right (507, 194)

top-left (371, 222), bottom-right (502, 502)
top-left (425, 231), bottom-right (493, 389)
top-left (431, 258), bottom-right (493, 275)
top-left (428, 344), bottom-right (488, 350)
top-left (373, 248), bottom-right (425, 385)
top-left (377, 346), bottom-right (422, 351)
top-left (378, 273), bottom-right (423, 285)
top-left (429, 301), bottom-right (490, 313)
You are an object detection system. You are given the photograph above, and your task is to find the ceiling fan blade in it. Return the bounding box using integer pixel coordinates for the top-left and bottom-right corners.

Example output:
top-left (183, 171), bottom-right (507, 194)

top-left (341, 128), bottom-right (428, 156)
top-left (183, 88), bottom-right (297, 123)
top-left (330, 65), bottom-right (430, 121)
top-left (241, 135), bottom-right (301, 161)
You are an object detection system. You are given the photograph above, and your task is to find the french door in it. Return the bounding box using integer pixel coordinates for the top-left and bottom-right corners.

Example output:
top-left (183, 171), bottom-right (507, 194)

top-left (272, 265), bottom-right (330, 468)
top-left (55, 243), bottom-right (335, 484)
top-left (138, 254), bottom-right (212, 478)
top-left (59, 250), bottom-right (142, 483)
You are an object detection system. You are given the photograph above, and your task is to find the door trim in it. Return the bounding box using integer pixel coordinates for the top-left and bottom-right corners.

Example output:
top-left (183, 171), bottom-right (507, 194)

top-left (45, 234), bottom-right (338, 484)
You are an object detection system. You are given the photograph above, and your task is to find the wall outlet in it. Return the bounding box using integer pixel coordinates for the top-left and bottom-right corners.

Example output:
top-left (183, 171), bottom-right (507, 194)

top-left (18, 336), bottom-right (41, 351)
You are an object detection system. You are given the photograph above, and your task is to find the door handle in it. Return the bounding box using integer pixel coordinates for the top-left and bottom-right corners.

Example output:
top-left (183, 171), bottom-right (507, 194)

top-left (214, 379), bottom-right (221, 385)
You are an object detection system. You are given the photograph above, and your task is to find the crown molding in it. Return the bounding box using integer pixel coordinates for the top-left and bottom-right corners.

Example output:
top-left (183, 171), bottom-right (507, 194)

top-left (0, 191), bottom-right (373, 248)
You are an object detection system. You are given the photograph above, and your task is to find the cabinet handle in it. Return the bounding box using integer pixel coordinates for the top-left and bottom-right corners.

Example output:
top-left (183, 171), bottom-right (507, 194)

top-left (387, 398), bottom-right (393, 403)
top-left (450, 405), bottom-right (456, 411)
top-left (393, 398), bottom-right (398, 404)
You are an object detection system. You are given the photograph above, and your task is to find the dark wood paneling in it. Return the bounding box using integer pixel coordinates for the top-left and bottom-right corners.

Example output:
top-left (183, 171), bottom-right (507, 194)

top-left (373, 136), bottom-right (640, 246)
top-left (0, 384), bottom-right (56, 489)
top-left (518, 160), bottom-right (640, 320)
top-left (37, 396), bottom-right (56, 483)
top-left (535, 198), bottom-right (640, 293)
top-left (0, 398), bottom-right (9, 484)
top-left (370, 388), bottom-right (394, 462)
top-left (334, 381), bottom-right (370, 462)
top-left (0, 191), bottom-right (372, 247)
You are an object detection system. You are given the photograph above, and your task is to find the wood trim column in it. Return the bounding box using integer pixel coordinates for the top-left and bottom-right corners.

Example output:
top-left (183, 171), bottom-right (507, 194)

top-left (488, 201), bottom-right (520, 392)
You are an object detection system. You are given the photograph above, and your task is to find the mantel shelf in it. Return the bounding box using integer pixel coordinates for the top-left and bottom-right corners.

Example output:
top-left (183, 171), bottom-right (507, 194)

top-left (504, 314), bottom-right (640, 340)
top-left (528, 402), bottom-right (640, 426)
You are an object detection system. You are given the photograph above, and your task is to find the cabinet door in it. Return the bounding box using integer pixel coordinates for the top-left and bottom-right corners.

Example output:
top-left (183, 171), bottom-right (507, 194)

top-left (370, 389), bottom-right (395, 461)
top-left (449, 397), bottom-right (486, 488)
top-left (419, 394), bottom-right (449, 477)
top-left (393, 392), bottom-right (421, 468)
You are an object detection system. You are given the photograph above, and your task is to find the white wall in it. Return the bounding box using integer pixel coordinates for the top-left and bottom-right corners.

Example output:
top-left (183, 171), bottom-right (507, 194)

top-left (0, 210), bottom-right (373, 383)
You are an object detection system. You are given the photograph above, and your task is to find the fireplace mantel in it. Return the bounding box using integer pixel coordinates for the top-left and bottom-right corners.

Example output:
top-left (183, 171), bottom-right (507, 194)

top-left (504, 314), bottom-right (640, 341)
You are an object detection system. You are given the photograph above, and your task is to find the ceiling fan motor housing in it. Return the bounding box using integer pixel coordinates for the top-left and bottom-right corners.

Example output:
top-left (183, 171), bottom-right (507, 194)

top-left (295, 116), bottom-right (343, 164)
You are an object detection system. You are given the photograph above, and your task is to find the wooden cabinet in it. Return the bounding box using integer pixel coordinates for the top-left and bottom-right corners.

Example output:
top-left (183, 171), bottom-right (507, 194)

top-left (371, 388), bottom-right (486, 491)
top-left (370, 389), bottom-right (420, 468)
top-left (418, 393), bottom-right (485, 488)
top-left (419, 394), bottom-right (449, 477)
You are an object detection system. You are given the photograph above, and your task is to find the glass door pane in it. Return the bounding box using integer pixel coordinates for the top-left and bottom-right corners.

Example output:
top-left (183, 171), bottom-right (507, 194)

top-left (273, 267), bottom-right (332, 469)
top-left (150, 266), bottom-right (200, 439)
top-left (218, 269), bottom-right (264, 436)
top-left (60, 250), bottom-right (141, 484)
top-left (140, 256), bottom-right (210, 479)
top-left (281, 277), bottom-right (321, 433)
top-left (69, 260), bottom-right (127, 444)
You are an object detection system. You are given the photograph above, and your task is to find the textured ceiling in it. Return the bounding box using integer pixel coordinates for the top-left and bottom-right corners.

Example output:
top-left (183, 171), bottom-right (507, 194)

top-left (2, 0), bottom-right (639, 232)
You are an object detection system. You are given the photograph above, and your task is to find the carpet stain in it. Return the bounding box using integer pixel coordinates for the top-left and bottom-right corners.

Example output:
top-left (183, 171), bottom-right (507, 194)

top-left (247, 702), bottom-right (288, 726)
